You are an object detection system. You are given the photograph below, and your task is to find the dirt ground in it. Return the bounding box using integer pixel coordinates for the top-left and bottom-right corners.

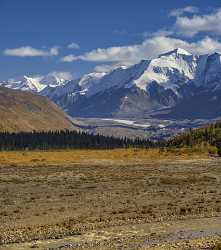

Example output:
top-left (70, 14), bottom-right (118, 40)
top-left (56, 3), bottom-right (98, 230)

top-left (0, 149), bottom-right (220, 249)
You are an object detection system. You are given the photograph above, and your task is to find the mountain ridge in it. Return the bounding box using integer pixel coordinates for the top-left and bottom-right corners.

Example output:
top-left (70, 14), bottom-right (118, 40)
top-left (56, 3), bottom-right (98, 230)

top-left (1, 48), bottom-right (221, 119)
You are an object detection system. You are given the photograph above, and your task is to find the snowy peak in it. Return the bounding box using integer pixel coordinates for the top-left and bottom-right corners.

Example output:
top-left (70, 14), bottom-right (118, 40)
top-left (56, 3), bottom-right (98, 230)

top-left (134, 49), bottom-right (196, 92)
top-left (0, 75), bottom-right (45, 92)
top-left (2, 48), bottom-right (221, 107)
top-left (23, 75), bottom-right (46, 92)
top-left (70, 61), bottom-right (150, 97)
top-left (175, 48), bottom-right (192, 55)
top-left (0, 48), bottom-right (216, 98)
top-left (159, 48), bottom-right (192, 58)
top-left (0, 74), bottom-right (71, 93)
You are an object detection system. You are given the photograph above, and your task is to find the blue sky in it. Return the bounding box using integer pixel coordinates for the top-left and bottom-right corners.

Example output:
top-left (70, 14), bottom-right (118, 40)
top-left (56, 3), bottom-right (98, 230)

top-left (0, 0), bottom-right (221, 80)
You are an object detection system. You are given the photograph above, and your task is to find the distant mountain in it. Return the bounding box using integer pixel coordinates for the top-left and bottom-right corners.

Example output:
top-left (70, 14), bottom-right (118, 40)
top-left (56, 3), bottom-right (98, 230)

top-left (0, 74), bottom-right (70, 93)
top-left (0, 87), bottom-right (74, 132)
top-left (2, 48), bottom-right (221, 119)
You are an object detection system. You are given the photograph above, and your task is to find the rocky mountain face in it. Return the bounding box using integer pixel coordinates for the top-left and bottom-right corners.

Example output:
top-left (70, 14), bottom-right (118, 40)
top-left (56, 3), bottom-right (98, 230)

top-left (0, 87), bottom-right (75, 132)
top-left (1, 48), bottom-right (221, 119)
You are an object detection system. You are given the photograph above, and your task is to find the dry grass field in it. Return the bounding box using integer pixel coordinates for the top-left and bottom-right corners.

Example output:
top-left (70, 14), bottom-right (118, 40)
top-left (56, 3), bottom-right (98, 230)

top-left (0, 147), bottom-right (210, 166)
top-left (0, 149), bottom-right (220, 249)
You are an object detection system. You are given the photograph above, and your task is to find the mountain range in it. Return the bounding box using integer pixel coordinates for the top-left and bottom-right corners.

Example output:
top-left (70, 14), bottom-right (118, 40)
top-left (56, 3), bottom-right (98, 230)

top-left (1, 48), bottom-right (221, 120)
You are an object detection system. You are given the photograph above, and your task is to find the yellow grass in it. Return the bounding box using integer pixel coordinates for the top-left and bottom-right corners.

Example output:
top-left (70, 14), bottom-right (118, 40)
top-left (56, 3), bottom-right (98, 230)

top-left (0, 148), bottom-right (209, 166)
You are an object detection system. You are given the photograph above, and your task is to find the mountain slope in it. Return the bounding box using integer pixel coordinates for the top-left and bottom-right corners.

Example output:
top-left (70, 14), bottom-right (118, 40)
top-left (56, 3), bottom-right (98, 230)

top-left (45, 48), bottom-right (221, 118)
top-left (0, 87), bottom-right (74, 132)
top-left (2, 48), bottom-right (221, 119)
top-left (168, 121), bottom-right (221, 155)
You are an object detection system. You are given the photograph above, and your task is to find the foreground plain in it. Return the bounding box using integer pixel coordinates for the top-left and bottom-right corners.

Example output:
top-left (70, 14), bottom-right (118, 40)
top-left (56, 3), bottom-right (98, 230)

top-left (0, 149), bottom-right (220, 249)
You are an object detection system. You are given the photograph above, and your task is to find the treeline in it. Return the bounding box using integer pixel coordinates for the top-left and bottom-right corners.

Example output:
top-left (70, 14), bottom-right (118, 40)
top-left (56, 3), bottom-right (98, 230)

top-left (167, 122), bottom-right (221, 155)
top-left (0, 130), bottom-right (156, 151)
top-left (2, 122), bottom-right (221, 152)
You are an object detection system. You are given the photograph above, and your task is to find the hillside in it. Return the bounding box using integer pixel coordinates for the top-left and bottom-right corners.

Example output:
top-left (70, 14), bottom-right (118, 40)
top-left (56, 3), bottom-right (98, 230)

top-left (168, 122), bottom-right (221, 154)
top-left (0, 87), bottom-right (74, 132)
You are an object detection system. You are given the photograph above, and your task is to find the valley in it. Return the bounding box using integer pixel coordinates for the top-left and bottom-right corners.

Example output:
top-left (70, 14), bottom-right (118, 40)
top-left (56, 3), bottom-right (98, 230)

top-left (0, 149), bottom-right (220, 249)
top-left (2, 2), bottom-right (221, 250)
top-left (71, 117), bottom-right (220, 139)
top-left (2, 48), bottom-right (221, 139)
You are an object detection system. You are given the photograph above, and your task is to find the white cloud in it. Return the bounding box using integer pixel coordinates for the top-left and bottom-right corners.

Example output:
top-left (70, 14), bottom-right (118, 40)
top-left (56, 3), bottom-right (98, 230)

top-left (61, 44), bottom-right (147, 63)
top-left (94, 64), bottom-right (116, 73)
top-left (174, 8), bottom-right (221, 37)
top-left (61, 7), bottom-right (221, 65)
top-left (61, 54), bottom-right (79, 62)
top-left (94, 62), bottom-right (132, 73)
top-left (169, 6), bottom-right (199, 17)
top-left (61, 36), bottom-right (221, 64)
top-left (4, 46), bottom-right (59, 57)
top-left (183, 36), bottom-right (221, 54)
top-left (47, 71), bottom-right (74, 80)
top-left (49, 47), bottom-right (59, 56)
top-left (143, 29), bottom-right (174, 38)
top-left (78, 46), bottom-right (142, 62)
top-left (67, 42), bottom-right (80, 49)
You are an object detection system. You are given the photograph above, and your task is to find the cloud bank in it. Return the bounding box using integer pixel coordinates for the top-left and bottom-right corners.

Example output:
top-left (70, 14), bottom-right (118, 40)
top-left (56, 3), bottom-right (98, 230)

top-left (61, 36), bottom-right (221, 64)
top-left (174, 8), bottom-right (221, 37)
top-left (47, 71), bottom-right (74, 80)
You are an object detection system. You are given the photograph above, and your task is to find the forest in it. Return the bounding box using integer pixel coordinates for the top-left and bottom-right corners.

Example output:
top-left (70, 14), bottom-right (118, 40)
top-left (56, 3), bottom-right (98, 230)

top-left (1, 121), bottom-right (221, 152)
top-left (168, 122), bottom-right (221, 155)
top-left (0, 130), bottom-right (155, 150)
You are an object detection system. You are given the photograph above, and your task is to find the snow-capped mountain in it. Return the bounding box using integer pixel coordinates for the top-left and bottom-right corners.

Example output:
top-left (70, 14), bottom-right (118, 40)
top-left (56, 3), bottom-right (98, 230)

top-left (45, 48), bottom-right (221, 118)
top-left (0, 74), bottom-right (70, 93)
top-left (0, 76), bottom-right (45, 92)
top-left (2, 48), bottom-right (221, 119)
top-left (40, 74), bottom-right (70, 87)
top-left (51, 48), bottom-right (200, 100)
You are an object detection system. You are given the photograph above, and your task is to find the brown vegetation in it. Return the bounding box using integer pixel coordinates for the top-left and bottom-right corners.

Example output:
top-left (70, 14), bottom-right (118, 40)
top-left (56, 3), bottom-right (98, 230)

top-left (0, 148), bottom-right (209, 167)
top-left (0, 149), bottom-right (220, 249)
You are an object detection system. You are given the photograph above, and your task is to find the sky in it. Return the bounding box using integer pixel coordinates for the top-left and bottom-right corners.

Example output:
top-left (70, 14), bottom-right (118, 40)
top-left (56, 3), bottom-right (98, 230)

top-left (0, 0), bottom-right (221, 80)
